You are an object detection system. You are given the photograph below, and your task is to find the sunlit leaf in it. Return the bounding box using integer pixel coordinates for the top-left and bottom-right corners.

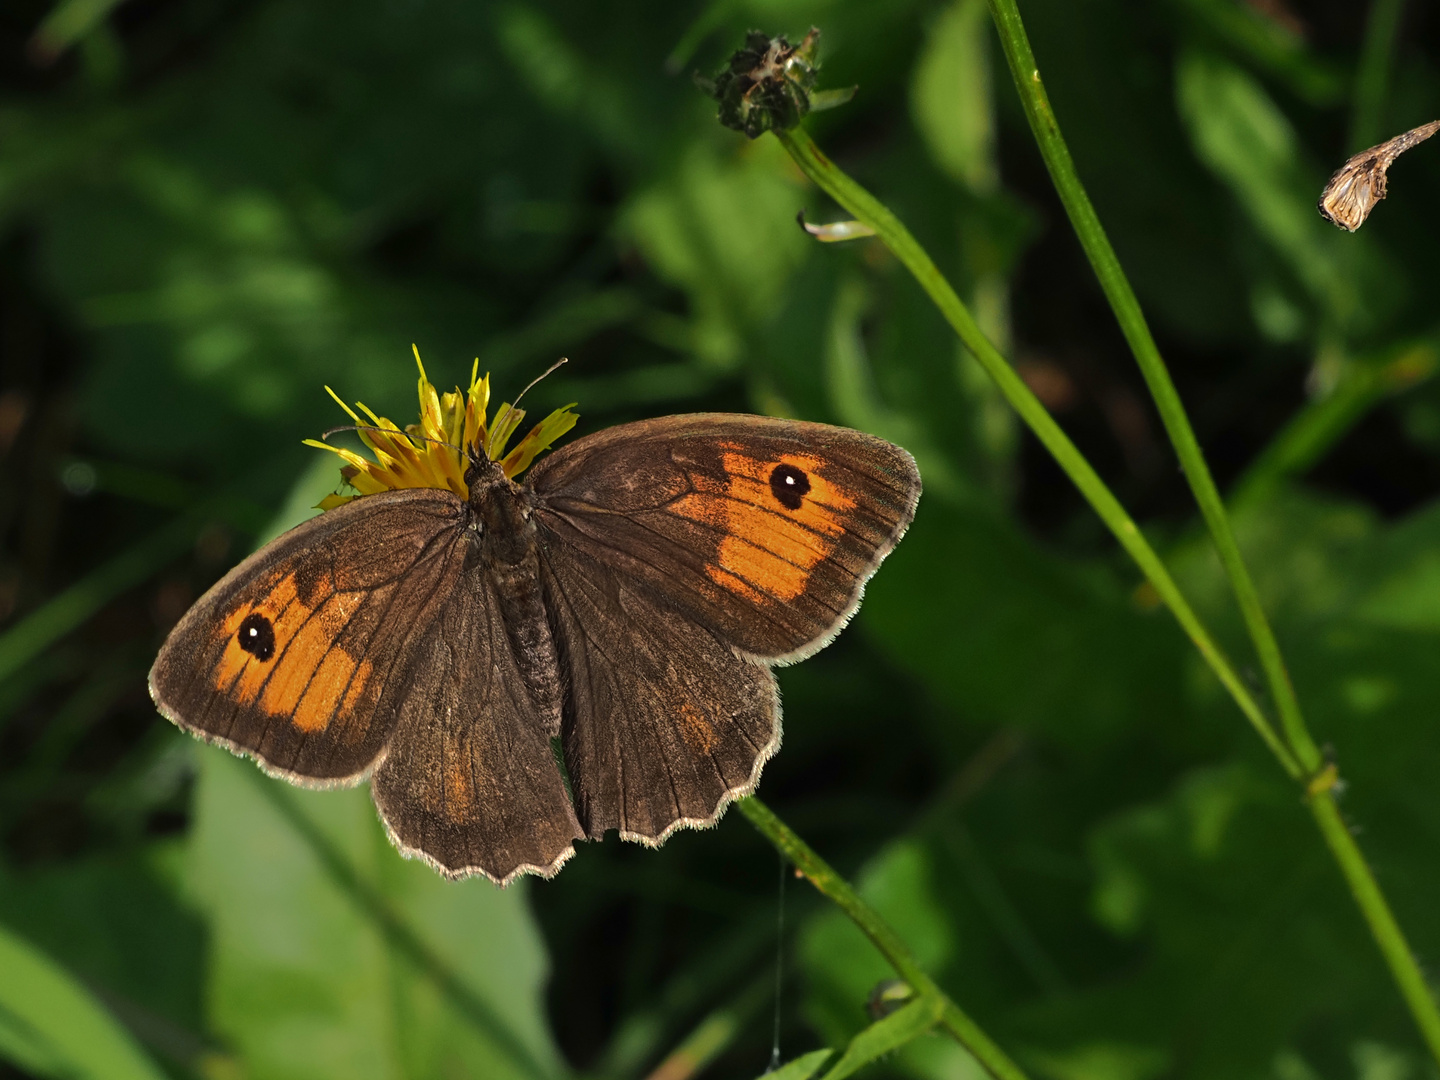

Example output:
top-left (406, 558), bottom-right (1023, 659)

top-left (1175, 50), bottom-right (1400, 336)
top-left (816, 994), bottom-right (943, 1080)
top-left (759, 1048), bottom-right (834, 1080)
top-left (0, 922), bottom-right (168, 1080)
top-left (910, 0), bottom-right (996, 192)
top-left (185, 749), bottom-right (563, 1080)
top-left (622, 138), bottom-right (807, 368)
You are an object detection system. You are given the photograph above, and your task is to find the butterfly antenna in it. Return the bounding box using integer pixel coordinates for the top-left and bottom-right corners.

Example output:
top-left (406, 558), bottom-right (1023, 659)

top-left (319, 425), bottom-right (462, 452)
top-left (509, 357), bottom-right (569, 412)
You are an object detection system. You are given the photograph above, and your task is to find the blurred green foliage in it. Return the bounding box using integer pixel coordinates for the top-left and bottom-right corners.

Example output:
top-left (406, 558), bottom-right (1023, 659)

top-left (2, 0), bottom-right (1440, 1078)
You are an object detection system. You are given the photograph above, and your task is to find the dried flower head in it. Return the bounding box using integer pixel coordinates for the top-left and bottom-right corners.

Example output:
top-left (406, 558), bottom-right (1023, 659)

top-left (306, 347), bottom-right (578, 509)
top-left (1318, 120), bottom-right (1440, 232)
top-left (710, 29), bottom-right (821, 139)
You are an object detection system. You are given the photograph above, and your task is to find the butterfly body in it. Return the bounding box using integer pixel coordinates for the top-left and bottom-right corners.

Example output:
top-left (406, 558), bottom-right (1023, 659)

top-left (463, 460), bottom-right (567, 733)
top-left (152, 412), bottom-right (920, 884)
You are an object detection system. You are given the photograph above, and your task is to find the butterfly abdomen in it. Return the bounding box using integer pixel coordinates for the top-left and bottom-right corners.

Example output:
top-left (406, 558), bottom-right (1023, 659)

top-left (467, 478), bottom-right (565, 737)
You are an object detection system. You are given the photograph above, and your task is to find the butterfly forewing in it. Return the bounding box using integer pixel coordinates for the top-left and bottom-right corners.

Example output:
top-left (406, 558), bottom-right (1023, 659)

top-left (528, 414), bottom-right (921, 662)
top-left (150, 489), bottom-right (467, 783)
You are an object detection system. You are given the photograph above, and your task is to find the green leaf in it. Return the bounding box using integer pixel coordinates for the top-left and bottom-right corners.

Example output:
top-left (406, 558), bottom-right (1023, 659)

top-left (898, 1036), bottom-right (990, 1080)
top-left (621, 138), bottom-right (807, 368)
top-left (1175, 50), bottom-right (1398, 336)
top-left (1352, 501), bottom-right (1440, 631)
top-left (862, 499), bottom-right (1189, 747)
top-left (1057, 488), bottom-right (1440, 1074)
top-left (0, 840), bottom-right (207, 1052)
top-left (910, 0), bottom-right (997, 191)
top-left (1024, 1040), bottom-right (1169, 1080)
top-left (184, 748), bottom-right (564, 1080)
top-left (823, 274), bottom-right (968, 503)
top-left (29, 0), bottom-right (128, 60)
top-left (1076, 757), bottom-right (1369, 1077)
top-left (761, 1048), bottom-right (835, 1080)
top-left (817, 994), bottom-right (944, 1080)
top-left (0, 921), bottom-right (168, 1080)
top-left (1169, 0), bottom-right (1345, 106)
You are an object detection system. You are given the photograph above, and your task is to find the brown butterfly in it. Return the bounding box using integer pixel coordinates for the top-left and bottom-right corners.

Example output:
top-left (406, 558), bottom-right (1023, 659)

top-left (150, 361), bottom-right (921, 885)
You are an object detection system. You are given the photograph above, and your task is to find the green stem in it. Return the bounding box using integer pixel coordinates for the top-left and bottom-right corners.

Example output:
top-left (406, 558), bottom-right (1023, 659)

top-left (1350, 0), bottom-right (1407, 152)
top-left (737, 797), bottom-right (1031, 1080)
top-left (640, 973), bottom-right (771, 1080)
top-left (0, 514), bottom-right (198, 685)
top-left (775, 126), bottom-right (1301, 780)
top-left (1231, 340), bottom-right (1439, 512)
top-left (983, 0), bottom-right (1321, 776)
top-left (981, 0), bottom-right (1440, 1060)
top-left (1309, 788), bottom-right (1440, 1062)
top-left (0, 488), bottom-right (268, 688)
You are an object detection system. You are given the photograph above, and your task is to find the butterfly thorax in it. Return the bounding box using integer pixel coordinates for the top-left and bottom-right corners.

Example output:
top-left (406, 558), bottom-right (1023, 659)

top-left (464, 454), bottom-right (537, 565)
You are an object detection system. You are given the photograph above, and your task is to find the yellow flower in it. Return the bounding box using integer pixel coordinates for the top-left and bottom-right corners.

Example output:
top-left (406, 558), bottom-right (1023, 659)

top-left (305, 346), bottom-right (578, 509)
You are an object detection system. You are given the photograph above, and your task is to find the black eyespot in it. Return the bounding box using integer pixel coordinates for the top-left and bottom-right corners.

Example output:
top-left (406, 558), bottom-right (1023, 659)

top-left (237, 612), bottom-right (276, 662)
top-left (769, 463), bottom-right (810, 510)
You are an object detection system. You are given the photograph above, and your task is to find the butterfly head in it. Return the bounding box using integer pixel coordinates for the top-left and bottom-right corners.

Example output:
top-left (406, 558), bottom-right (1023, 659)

top-left (306, 347), bottom-right (579, 510)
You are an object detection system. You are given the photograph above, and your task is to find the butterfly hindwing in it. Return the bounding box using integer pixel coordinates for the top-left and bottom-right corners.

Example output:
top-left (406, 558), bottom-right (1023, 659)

top-left (528, 414), bottom-right (921, 662)
top-left (149, 489), bottom-right (467, 783)
top-left (540, 546), bottom-right (779, 843)
top-left (371, 571), bottom-right (585, 883)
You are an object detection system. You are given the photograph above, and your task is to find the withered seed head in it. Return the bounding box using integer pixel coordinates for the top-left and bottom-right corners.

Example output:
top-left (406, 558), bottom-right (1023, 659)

top-left (710, 29), bottom-right (821, 140)
top-left (1318, 120), bottom-right (1440, 232)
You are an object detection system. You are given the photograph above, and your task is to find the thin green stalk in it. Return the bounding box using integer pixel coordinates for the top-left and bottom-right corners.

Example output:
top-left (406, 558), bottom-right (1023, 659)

top-left (775, 126), bottom-right (1301, 780)
top-left (594, 916), bottom-right (774, 1077)
top-left (0, 514), bottom-right (198, 685)
top-left (1231, 340), bottom-right (1438, 512)
top-left (737, 797), bottom-right (1031, 1080)
top-left (0, 488), bottom-right (269, 687)
top-left (981, 0), bottom-right (1440, 1059)
top-left (983, 0), bottom-right (1320, 775)
top-left (640, 973), bottom-right (770, 1080)
top-left (1309, 787), bottom-right (1440, 1061)
top-left (1350, 0), bottom-right (1407, 152)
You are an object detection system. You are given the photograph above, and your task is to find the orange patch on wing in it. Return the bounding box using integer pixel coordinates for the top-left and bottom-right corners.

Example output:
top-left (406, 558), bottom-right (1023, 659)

top-left (417, 728), bottom-right (476, 825)
top-left (257, 594), bottom-right (349, 722)
top-left (211, 573), bottom-right (376, 731)
top-left (444, 743), bottom-right (476, 824)
top-left (703, 565), bottom-right (768, 605)
top-left (339, 666), bottom-right (377, 740)
top-left (675, 452), bottom-right (857, 602)
top-left (210, 572), bottom-right (302, 700)
top-left (677, 701), bottom-right (717, 754)
top-left (286, 646), bottom-right (375, 734)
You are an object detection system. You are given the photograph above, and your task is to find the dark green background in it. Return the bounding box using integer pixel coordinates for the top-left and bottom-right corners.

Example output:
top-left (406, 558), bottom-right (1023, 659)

top-left (2, 0), bottom-right (1439, 1077)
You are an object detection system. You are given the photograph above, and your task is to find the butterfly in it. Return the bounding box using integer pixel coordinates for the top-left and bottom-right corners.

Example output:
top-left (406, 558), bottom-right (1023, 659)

top-left (150, 365), bottom-right (921, 885)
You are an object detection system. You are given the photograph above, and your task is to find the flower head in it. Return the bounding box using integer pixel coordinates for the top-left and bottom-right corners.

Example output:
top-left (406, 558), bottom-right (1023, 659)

top-left (306, 346), bottom-right (578, 510)
top-left (709, 29), bottom-right (820, 139)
